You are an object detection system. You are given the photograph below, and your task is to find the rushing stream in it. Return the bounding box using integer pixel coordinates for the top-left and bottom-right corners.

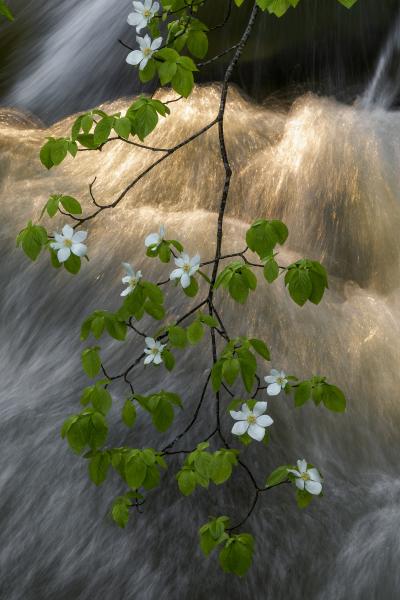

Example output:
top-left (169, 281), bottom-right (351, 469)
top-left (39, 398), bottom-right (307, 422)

top-left (1, 2), bottom-right (400, 600)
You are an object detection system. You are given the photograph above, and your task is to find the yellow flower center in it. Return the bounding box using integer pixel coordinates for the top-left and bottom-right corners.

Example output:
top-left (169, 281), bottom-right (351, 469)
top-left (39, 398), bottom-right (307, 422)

top-left (144, 9), bottom-right (151, 17)
top-left (129, 277), bottom-right (137, 288)
top-left (277, 377), bottom-right (285, 385)
top-left (300, 473), bottom-right (310, 481)
top-left (64, 239), bottom-right (73, 248)
top-left (151, 347), bottom-right (159, 355)
top-left (143, 47), bottom-right (152, 57)
top-left (247, 415), bottom-right (256, 425)
top-left (183, 264), bottom-right (191, 273)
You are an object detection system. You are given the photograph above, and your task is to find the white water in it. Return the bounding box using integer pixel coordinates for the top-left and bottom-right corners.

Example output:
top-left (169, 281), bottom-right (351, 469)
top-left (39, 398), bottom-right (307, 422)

top-left (363, 10), bottom-right (400, 108)
top-left (1, 85), bottom-right (400, 598)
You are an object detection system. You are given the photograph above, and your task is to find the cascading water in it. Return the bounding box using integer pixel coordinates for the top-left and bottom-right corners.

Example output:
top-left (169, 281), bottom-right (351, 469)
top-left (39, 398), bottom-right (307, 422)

top-left (2, 3), bottom-right (400, 600)
top-left (363, 9), bottom-right (400, 109)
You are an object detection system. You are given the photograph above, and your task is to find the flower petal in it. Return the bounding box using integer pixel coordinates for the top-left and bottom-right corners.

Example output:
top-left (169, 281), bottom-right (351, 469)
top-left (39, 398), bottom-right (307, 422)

top-left (50, 242), bottom-right (62, 250)
top-left (71, 243), bottom-right (87, 257)
top-left (62, 224), bottom-right (74, 239)
top-left (287, 469), bottom-right (301, 477)
top-left (151, 37), bottom-right (163, 50)
top-left (144, 354), bottom-right (154, 365)
top-left (145, 337), bottom-right (155, 348)
top-left (229, 410), bottom-right (248, 421)
top-left (297, 459), bottom-right (307, 474)
top-left (139, 56), bottom-right (149, 70)
top-left (57, 247), bottom-right (70, 263)
top-left (267, 382), bottom-right (282, 396)
top-left (256, 414), bottom-right (273, 428)
top-left (72, 230), bottom-right (87, 243)
top-left (54, 233), bottom-right (64, 244)
top-left (240, 403), bottom-right (251, 415)
top-left (122, 262), bottom-right (134, 276)
top-left (145, 233), bottom-right (160, 247)
top-left (180, 273), bottom-right (191, 288)
top-left (127, 12), bottom-right (142, 27)
top-left (231, 420), bottom-right (249, 436)
top-left (248, 424), bottom-right (266, 442)
top-left (120, 287), bottom-right (131, 297)
top-left (305, 480), bottom-right (322, 495)
top-left (153, 353), bottom-right (163, 365)
top-left (295, 478), bottom-right (305, 490)
top-left (307, 468), bottom-right (322, 483)
top-left (264, 375), bottom-right (277, 384)
top-left (253, 401), bottom-right (267, 416)
top-left (126, 50), bottom-right (143, 65)
top-left (170, 268), bottom-right (183, 281)
top-left (190, 254), bottom-right (201, 267)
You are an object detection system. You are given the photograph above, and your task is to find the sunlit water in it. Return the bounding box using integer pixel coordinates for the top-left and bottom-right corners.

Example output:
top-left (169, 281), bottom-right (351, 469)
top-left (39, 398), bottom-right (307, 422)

top-left (1, 84), bottom-right (400, 598)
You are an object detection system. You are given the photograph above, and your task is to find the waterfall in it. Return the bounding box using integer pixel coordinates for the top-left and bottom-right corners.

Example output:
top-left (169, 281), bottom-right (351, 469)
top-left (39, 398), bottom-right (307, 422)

top-left (362, 10), bottom-right (400, 109)
top-left (2, 84), bottom-right (400, 598)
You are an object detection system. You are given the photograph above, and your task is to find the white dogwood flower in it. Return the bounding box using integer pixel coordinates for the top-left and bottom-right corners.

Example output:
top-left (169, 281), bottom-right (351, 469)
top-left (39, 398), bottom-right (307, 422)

top-left (50, 224), bottom-right (87, 263)
top-left (288, 459), bottom-right (323, 495)
top-left (170, 253), bottom-right (200, 289)
top-left (264, 369), bottom-right (288, 396)
top-left (126, 35), bottom-right (162, 70)
top-left (230, 401), bottom-right (273, 442)
top-left (121, 262), bottom-right (142, 296)
top-left (127, 0), bottom-right (160, 33)
top-left (144, 337), bottom-right (165, 365)
top-left (145, 225), bottom-right (165, 249)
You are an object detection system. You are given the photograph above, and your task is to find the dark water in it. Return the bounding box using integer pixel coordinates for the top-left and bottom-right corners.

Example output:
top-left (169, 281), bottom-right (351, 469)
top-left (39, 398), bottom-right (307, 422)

top-left (2, 2), bottom-right (400, 599)
top-left (0, 0), bottom-right (398, 122)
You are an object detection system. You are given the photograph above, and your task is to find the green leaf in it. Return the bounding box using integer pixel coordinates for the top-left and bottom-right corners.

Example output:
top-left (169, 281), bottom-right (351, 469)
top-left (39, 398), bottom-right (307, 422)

top-left (177, 469), bottom-right (196, 496)
top-left (187, 320), bottom-right (204, 345)
top-left (171, 64), bottom-right (194, 98)
top-left (114, 116), bottom-right (132, 140)
top-left (182, 277), bottom-right (199, 298)
top-left (93, 116), bottom-right (113, 146)
top-left (89, 452), bottom-right (110, 485)
top-left (229, 273), bottom-right (249, 304)
top-left (263, 258), bottom-right (279, 283)
top-left (91, 385), bottom-right (112, 415)
top-left (16, 222), bottom-right (47, 261)
top-left (0, 1), bottom-right (14, 21)
top-left (337, 0), bottom-right (358, 7)
top-left (63, 254), bottom-right (81, 275)
top-left (249, 338), bottom-right (270, 360)
top-left (321, 383), bottom-right (346, 412)
top-left (285, 268), bottom-right (312, 306)
top-left (125, 455), bottom-right (147, 489)
top-left (163, 349), bottom-right (175, 371)
top-left (295, 381), bottom-right (312, 407)
top-left (210, 453), bottom-right (233, 485)
top-left (222, 358), bottom-right (240, 386)
top-left (111, 496), bottom-right (131, 528)
top-left (133, 104), bottom-right (158, 141)
top-left (266, 465), bottom-right (289, 488)
top-left (60, 195), bottom-right (82, 215)
top-left (81, 347), bottom-right (101, 378)
top-left (122, 399), bottom-right (137, 427)
top-left (187, 30), bottom-right (208, 58)
top-left (104, 314), bottom-right (127, 341)
top-left (296, 488), bottom-right (314, 509)
top-left (168, 325), bottom-right (188, 348)
top-left (152, 399), bottom-right (175, 432)
top-left (144, 300), bottom-right (165, 321)
top-left (219, 534), bottom-right (254, 577)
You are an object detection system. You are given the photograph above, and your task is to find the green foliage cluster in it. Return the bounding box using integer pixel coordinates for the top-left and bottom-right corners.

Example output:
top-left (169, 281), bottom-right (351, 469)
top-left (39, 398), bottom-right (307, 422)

top-left (16, 0), bottom-right (358, 579)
